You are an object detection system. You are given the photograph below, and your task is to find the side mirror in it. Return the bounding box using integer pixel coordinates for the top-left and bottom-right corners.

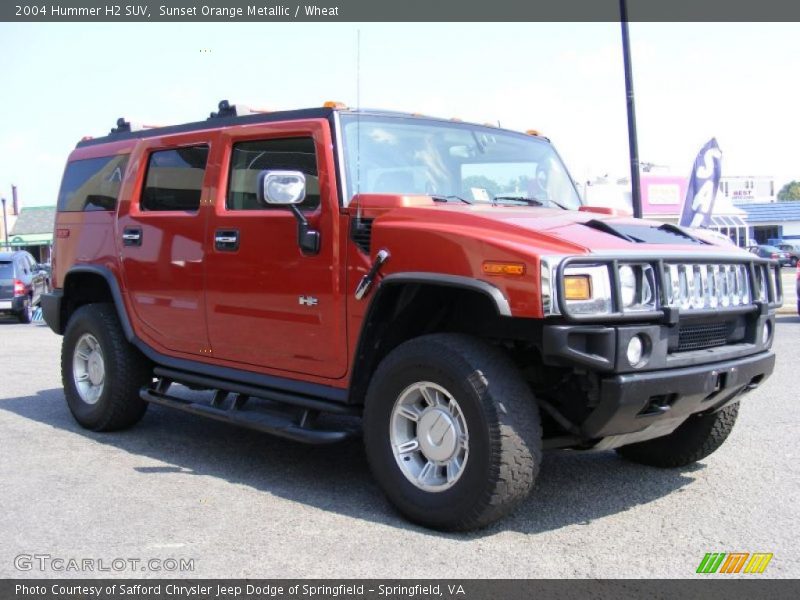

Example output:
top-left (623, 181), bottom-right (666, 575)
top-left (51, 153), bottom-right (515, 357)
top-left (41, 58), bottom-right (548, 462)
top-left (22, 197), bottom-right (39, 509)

top-left (258, 170), bottom-right (307, 205)
top-left (256, 170), bottom-right (319, 255)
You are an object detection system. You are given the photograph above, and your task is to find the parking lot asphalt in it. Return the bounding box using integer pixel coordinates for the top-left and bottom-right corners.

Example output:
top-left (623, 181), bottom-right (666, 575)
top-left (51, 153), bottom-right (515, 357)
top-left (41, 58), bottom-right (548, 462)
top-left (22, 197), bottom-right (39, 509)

top-left (0, 315), bottom-right (798, 579)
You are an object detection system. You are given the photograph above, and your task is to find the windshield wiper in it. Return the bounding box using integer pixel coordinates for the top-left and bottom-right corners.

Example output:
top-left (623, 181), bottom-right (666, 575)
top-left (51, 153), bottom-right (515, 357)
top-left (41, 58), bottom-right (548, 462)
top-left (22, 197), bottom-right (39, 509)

top-left (431, 195), bottom-right (473, 204)
top-left (492, 195), bottom-right (544, 207)
top-left (494, 195), bottom-right (570, 210)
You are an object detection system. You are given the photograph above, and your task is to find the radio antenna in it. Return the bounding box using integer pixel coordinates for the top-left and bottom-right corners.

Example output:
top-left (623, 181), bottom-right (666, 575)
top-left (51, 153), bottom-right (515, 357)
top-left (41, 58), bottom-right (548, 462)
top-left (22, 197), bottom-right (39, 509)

top-left (356, 28), bottom-right (362, 225)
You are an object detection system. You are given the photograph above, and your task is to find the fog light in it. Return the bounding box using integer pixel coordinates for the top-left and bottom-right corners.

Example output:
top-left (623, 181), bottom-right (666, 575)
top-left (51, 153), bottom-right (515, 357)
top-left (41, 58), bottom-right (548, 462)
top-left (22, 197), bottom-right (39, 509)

top-left (762, 321), bottom-right (772, 344)
top-left (627, 335), bottom-right (645, 367)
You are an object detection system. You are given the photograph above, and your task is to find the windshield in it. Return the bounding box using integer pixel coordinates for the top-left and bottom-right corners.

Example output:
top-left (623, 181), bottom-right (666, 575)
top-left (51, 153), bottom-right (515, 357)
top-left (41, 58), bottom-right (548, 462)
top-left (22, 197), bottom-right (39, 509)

top-left (340, 114), bottom-right (582, 210)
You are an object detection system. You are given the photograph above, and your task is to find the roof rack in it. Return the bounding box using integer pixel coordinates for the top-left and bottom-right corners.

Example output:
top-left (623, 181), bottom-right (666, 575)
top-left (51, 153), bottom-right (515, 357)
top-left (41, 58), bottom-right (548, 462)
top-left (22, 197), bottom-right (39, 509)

top-left (208, 99), bottom-right (270, 119)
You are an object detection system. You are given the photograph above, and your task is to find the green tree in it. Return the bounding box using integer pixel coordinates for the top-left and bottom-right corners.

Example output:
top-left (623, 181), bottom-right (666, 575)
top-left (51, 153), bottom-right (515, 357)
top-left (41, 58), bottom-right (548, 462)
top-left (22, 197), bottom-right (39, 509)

top-left (777, 180), bottom-right (800, 201)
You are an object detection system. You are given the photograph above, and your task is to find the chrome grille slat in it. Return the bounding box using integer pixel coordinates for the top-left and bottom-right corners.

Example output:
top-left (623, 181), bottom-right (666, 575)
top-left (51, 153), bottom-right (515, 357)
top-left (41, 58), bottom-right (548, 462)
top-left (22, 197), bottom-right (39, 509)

top-left (664, 262), bottom-right (752, 311)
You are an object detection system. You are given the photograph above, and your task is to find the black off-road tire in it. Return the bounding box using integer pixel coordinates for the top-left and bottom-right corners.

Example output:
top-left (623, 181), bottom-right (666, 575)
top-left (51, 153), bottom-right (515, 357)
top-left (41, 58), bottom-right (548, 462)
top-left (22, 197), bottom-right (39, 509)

top-left (17, 296), bottom-right (33, 324)
top-left (62, 303), bottom-right (151, 431)
top-left (616, 403), bottom-right (739, 468)
top-left (363, 333), bottom-right (542, 531)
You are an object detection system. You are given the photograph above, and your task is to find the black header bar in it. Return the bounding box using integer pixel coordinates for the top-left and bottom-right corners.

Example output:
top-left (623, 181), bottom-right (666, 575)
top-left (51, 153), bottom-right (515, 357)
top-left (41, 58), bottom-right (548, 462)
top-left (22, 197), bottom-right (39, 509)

top-left (3, 579), bottom-right (800, 600)
top-left (3, 0), bottom-right (800, 22)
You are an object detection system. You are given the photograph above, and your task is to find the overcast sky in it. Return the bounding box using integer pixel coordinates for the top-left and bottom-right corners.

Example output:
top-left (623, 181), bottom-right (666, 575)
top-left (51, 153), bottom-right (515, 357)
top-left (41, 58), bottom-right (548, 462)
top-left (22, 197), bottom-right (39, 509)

top-left (0, 22), bottom-right (797, 206)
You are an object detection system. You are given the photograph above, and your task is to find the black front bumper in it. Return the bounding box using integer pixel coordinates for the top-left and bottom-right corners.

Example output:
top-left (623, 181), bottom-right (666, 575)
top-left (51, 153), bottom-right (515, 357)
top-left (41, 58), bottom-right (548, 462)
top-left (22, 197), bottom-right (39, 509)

top-left (582, 350), bottom-right (775, 440)
top-left (540, 312), bottom-right (776, 445)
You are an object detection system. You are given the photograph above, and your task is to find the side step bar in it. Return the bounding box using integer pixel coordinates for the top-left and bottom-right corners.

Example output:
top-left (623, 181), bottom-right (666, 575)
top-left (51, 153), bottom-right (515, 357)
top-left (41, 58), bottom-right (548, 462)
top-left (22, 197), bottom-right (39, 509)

top-left (152, 366), bottom-right (359, 416)
top-left (141, 387), bottom-right (356, 445)
top-left (141, 367), bottom-right (360, 444)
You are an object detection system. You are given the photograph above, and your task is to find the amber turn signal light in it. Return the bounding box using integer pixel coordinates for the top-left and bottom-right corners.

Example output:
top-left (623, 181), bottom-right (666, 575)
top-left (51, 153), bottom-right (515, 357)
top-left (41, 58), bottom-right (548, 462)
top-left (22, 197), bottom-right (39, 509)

top-left (482, 261), bottom-right (526, 276)
top-left (564, 275), bottom-right (592, 300)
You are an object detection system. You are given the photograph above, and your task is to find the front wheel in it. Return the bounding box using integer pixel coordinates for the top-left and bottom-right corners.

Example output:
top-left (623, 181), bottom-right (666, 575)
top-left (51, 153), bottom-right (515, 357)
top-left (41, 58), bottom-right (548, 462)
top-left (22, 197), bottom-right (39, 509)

top-left (616, 403), bottom-right (739, 468)
top-left (62, 303), bottom-right (151, 431)
top-left (363, 334), bottom-right (542, 531)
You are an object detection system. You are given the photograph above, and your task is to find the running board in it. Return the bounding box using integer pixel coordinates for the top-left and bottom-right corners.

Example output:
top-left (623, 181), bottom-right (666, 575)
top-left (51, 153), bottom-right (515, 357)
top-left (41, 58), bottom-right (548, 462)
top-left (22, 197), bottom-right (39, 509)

top-left (140, 387), bottom-right (356, 445)
top-left (152, 366), bottom-right (358, 416)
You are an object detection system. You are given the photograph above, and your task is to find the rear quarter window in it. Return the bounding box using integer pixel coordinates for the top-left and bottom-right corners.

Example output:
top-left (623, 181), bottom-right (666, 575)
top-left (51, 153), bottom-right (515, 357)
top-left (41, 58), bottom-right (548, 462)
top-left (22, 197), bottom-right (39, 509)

top-left (57, 155), bottom-right (129, 212)
top-left (141, 146), bottom-right (209, 212)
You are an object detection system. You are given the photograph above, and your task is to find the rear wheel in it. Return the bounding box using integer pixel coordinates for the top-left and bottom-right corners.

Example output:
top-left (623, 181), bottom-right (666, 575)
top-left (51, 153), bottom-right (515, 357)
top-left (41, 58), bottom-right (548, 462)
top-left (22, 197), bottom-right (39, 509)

top-left (616, 403), bottom-right (739, 468)
top-left (62, 303), bottom-right (151, 431)
top-left (17, 296), bottom-right (33, 324)
top-left (363, 334), bottom-right (542, 531)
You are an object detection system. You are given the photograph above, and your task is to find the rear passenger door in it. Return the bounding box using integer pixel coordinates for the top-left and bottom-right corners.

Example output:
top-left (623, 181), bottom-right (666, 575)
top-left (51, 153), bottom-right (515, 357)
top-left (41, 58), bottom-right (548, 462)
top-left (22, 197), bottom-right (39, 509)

top-left (22, 254), bottom-right (44, 303)
top-left (118, 133), bottom-right (215, 356)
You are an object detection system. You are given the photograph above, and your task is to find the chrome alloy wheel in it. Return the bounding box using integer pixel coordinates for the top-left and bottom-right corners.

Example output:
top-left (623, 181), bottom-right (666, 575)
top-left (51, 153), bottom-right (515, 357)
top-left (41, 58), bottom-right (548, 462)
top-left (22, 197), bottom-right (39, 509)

top-left (72, 333), bottom-right (105, 405)
top-left (390, 381), bottom-right (469, 492)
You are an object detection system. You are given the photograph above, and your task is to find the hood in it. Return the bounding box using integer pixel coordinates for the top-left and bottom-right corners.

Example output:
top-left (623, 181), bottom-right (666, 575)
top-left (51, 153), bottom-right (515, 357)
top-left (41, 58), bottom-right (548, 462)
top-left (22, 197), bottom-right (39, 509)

top-left (351, 195), bottom-right (749, 258)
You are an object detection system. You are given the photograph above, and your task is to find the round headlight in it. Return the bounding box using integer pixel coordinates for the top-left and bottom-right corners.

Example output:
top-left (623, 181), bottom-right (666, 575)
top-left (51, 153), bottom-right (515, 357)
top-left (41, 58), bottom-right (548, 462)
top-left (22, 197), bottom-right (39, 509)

top-left (619, 265), bottom-right (636, 307)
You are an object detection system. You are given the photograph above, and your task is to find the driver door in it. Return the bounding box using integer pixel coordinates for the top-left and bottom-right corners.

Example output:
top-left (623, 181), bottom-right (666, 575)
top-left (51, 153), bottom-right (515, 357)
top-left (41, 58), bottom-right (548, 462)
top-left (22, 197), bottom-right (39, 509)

top-left (203, 120), bottom-right (348, 379)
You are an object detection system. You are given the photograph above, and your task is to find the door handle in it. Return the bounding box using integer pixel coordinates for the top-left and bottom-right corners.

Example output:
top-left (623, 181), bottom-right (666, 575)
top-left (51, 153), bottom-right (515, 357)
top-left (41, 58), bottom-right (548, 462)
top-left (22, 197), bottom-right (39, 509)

top-left (215, 230), bottom-right (239, 251)
top-left (122, 228), bottom-right (142, 247)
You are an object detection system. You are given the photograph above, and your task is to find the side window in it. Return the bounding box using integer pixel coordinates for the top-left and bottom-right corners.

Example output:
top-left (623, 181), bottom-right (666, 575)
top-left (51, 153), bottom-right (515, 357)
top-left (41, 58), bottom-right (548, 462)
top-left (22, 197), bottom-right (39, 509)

top-left (141, 146), bottom-right (209, 212)
top-left (57, 154), bottom-right (129, 212)
top-left (227, 137), bottom-right (320, 211)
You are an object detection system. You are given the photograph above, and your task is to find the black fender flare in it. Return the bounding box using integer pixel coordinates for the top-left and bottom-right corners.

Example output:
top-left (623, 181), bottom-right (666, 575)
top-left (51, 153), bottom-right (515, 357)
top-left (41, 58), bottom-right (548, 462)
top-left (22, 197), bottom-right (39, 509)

top-left (347, 272), bottom-right (512, 403)
top-left (62, 264), bottom-right (135, 340)
top-left (379, 272), bottom-right (512, 316)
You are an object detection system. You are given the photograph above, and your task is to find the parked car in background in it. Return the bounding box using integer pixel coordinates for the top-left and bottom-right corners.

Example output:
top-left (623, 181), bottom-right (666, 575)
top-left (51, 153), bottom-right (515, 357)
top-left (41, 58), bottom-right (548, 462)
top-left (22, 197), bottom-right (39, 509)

top-left (748, 244), bottom-right (792, 267)
top-left (797, 262), bottom-right (800, 315)
top-left (777, 243), bottom-right (800, 268)
top-left (0, 250), bottom-right (47, 323)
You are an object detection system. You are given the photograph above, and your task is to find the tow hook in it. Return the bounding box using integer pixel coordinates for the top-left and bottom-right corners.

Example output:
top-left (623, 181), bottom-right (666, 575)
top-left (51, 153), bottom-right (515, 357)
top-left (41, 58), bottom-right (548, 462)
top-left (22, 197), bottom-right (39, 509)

top-left (355, 249), bottom-right (390, 300)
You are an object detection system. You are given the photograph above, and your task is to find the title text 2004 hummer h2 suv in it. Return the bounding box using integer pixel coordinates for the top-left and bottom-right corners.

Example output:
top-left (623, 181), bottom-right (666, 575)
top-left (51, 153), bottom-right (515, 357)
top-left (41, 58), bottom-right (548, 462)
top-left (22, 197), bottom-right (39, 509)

top-left (44, 101), bottom-right (781, 531)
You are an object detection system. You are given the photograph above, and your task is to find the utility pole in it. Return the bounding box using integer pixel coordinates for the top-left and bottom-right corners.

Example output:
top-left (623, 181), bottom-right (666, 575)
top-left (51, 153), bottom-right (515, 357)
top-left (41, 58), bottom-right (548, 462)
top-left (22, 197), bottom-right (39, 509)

top-left (620, 0), bottom-right (642, 218)
top-left (1, 197), bottom-right (8, 249)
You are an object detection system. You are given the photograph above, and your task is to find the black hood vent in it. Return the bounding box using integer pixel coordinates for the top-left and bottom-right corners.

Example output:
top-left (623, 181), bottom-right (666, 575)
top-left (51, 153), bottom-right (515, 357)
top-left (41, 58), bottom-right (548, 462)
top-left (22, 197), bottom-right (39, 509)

top-left (582, 220), bottom-right (707, 245)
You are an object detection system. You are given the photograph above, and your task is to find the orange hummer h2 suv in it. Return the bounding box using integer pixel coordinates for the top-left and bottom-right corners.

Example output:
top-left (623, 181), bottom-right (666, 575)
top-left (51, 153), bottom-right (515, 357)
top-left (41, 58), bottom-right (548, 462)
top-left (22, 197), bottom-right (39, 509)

top-left (43, 101), bottom-right (781, 530)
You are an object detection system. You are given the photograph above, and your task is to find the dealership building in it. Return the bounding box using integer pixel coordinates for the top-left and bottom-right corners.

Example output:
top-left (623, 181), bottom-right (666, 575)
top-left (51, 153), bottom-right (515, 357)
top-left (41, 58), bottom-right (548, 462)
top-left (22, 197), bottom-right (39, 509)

top-left (585, 173), bottom-right (800, 247)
